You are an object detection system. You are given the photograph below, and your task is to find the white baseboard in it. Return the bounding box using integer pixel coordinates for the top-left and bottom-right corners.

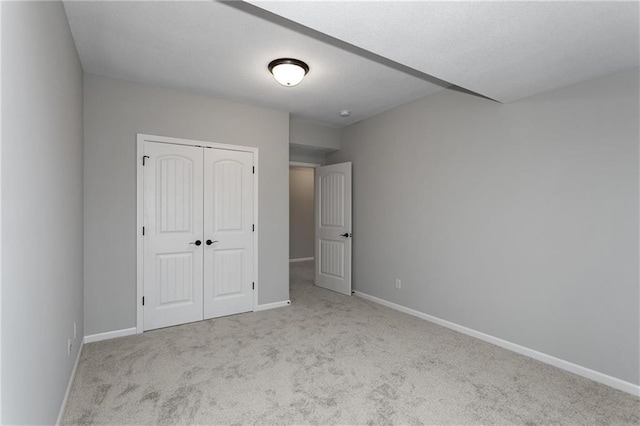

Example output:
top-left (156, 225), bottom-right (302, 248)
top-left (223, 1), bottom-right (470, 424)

top-left (353, 290), bottom-right (640, 397)
top-left (289, 257), bottom-right (314, 263)
top-left (56, 337), bottom-right (84, 425)
top-left (84, 327), bottom-right (137, 344)
top-left (255, 300), bottom-right (291, 311)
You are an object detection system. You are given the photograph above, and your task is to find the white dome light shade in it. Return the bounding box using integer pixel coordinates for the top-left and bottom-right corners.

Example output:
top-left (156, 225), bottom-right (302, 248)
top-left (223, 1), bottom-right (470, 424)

top-left (268, 58), bottom-right (309, 87)
top-left (272, 63), bottom-right (305, 86)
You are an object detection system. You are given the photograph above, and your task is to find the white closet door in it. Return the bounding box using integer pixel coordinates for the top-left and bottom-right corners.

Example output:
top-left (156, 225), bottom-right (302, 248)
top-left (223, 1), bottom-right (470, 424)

top-left (143, 142), bottom-right (204, 331)
top-left (315, 162), bottom-right (352, 295)
top-left (203, 148), bottom-right (254, 319)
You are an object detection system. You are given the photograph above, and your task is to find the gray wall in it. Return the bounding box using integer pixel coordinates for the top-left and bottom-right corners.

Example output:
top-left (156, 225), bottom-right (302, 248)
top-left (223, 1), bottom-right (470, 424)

top-left (290, 118), bottom-right (340, 150)
top-left (289, 149), bottom-right (327, 165)
top-left (289, 117), bottom-right (340, 164)
top-left (1, 2), bottom-right (84, 423)
top-left (328, 69), bottom-right (639, 385)
top-left (289, 167), bottom-right (315, 259)
top-left (84, 74), bottom-right (289, 336)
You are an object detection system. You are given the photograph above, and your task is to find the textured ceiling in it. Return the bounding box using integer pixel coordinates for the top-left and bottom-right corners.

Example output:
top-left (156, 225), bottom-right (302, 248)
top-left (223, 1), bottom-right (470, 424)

top-left (64, 1), bottom-right (639, 127)
top-left (248, 1), bottom-right (640, 103)
top-left (63, 1), bottom-right (446, 127)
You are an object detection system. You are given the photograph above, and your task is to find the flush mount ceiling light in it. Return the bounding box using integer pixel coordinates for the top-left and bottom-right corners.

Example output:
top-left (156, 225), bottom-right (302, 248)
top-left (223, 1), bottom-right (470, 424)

top-left (268, 58), bottom-right (309, 87)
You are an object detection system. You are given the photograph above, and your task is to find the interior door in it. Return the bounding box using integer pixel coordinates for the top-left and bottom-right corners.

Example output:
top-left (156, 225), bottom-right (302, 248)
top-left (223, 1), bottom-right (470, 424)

top-left (143, 142), bottom-right (204, 330)
top-left (315, 162), bottom-right (352, 295)
top-left (203, 148), bottom-right (255, 319)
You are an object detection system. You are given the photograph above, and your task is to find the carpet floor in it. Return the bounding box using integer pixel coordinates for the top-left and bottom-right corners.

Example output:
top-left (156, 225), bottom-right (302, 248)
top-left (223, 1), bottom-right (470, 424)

top-left (63, 261), bottom-right (639, 424)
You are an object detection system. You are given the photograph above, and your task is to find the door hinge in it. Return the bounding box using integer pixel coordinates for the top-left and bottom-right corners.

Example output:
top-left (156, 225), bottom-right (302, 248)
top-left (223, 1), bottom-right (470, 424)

top-left (252, 166), bottom-right (255, 174)
top-left (142, 226), bottom-right (145, 236)
top-left (252, 282), bottom-right (255, 290)
top-left (252, 224), bottom-right (255, 232)
top-left (142, 296), bottom-right (145, 306)
top-left (142, 155), bottom-right (150, 166)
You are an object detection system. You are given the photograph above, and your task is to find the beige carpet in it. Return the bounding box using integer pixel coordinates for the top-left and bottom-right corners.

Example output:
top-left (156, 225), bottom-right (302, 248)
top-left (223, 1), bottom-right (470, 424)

top-left (63, 261), bottom-right (639, 424)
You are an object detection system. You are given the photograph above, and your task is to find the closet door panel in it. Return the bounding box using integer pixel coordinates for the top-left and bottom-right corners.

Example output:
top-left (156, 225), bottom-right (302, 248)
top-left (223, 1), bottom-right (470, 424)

top-left (143, 142), bottom-right (204, 330)
top-left (203, 149), bottom-right (254, 319)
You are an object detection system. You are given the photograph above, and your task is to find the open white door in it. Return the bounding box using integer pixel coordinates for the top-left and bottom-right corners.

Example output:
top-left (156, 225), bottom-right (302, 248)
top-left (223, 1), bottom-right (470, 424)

top-left (143, 142), bottom-right (204, 330)
top-left (315, 162), bottom-right (352, 295)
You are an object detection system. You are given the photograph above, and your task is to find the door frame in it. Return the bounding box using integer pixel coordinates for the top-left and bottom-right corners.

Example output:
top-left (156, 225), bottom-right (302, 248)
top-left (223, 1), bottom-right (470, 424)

top-left (136, 133), bottom-right (259, 334)
top-left (289, 161), bottom-right (320, 168)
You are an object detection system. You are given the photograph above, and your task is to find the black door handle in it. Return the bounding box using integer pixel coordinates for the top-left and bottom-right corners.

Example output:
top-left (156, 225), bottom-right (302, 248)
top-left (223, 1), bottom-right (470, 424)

top-left (189, 240), bottom-right (202, 246)
top-left (206, 240), bottom-right (219, 246)
top-left (340, 233), bottom-right (352, 238)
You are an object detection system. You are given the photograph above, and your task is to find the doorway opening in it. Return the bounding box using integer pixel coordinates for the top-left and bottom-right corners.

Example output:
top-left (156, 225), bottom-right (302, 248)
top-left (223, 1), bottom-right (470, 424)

top-left (289, 162), bottom-right (318, 272)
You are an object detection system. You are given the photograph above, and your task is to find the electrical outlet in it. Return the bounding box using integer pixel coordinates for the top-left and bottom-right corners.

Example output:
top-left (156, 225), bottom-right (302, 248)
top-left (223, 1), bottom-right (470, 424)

top-left (74, 322), bottom-right (77, 339)
top-left (395, 278), bottom-right (401, 289)
top-left (68, 339), bottom-right (72, 356)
